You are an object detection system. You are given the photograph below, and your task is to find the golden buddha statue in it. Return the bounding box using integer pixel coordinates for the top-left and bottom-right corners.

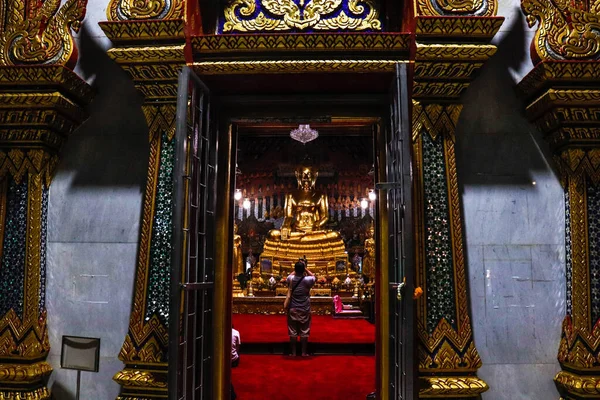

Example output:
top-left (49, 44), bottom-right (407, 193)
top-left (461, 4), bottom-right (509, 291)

top-left (362, 225), bottom-right (375, 281)
top-left (233, 223), bottom-right (243, 276)
top-left (261, 165), bottom-right (346, 274)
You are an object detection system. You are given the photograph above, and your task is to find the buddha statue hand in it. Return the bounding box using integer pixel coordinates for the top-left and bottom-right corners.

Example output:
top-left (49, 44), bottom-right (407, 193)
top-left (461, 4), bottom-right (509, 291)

top-left (281, 227), bottom-right (290, 240)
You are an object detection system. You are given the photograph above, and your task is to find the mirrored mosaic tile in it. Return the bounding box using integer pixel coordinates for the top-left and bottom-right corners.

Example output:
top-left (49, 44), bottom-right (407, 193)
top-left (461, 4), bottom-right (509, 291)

top-left (422, 132), bottom-right (457, 334)
top-left (145, 134), bottom-right (175, 325)
top-left (0, 177), bottom-right (28, 319)
top-left (565, 188), bottom-right (572, 316)
top-left (39, 186), bottom-right (48, 313)
top-left (587, 180), bottom-right (600, 323)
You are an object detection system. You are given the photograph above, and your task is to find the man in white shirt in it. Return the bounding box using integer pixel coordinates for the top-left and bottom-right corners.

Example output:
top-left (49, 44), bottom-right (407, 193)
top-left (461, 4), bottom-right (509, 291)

top-left (232, 327), bottom-right (241, 367)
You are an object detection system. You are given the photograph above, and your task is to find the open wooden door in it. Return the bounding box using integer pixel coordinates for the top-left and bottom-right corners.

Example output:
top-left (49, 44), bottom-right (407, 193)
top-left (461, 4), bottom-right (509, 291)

top-left (376, 62), bottom-right (417, 400)
top-left (169, 66), bottom-right (218, 400)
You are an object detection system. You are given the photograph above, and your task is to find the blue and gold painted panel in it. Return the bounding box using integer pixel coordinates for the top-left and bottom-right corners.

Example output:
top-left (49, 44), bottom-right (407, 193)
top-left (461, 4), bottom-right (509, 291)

top-left (220, 0), bottom-right (382, 33)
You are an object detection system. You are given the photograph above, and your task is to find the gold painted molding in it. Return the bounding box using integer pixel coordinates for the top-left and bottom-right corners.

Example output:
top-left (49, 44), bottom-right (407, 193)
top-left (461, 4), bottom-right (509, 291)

top-left (420, 376), bottom-right (489, 397)
top-left (192, 59), bottom-right (401, 75)
top-left (555, 371), bottom-right (600, 398)
top-left (193, 33), bottom-right (410, 54)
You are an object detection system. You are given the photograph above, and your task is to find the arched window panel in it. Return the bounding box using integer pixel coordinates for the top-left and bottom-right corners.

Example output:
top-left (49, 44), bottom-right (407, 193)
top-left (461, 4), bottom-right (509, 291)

top-left (220, 0), bottom-right (383, 33)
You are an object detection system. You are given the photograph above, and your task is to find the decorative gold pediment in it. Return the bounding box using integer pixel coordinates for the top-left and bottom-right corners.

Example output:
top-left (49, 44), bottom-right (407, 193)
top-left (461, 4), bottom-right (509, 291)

top-left (222, 0), bottom-right (382, 33)
top-left (0, 0), bottom-right (87, 68)
top-left (522, 0), bottom-right (600, 62)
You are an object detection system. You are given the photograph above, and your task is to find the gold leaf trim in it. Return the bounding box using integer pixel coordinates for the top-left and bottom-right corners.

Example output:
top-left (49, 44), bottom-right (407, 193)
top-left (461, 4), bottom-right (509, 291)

top-left (419, 375), bottom-right (489, 397)
top-left (192, 59), bottom-right (399, 74)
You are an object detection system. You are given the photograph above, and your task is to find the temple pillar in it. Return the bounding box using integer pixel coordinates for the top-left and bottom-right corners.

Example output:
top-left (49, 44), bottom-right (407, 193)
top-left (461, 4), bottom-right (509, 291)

top-left (516, 21), bottom-right (600, 398)
top-left (410, 6), bottom-right (503, 397)
top-left (99, 0), bottom-right (188, 398)
top-left (0, 1), bottom-right (92, 397)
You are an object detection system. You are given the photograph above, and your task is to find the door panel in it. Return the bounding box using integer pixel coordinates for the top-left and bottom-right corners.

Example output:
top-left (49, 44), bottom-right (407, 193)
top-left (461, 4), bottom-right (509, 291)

top-left (169, 66), bottom-right (216, 400)
top-left (378, 62), bottom-right (416, 399)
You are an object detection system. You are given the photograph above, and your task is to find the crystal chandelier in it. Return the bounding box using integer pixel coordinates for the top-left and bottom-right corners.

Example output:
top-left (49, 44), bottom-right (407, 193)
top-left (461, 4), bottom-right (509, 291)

top-left (290, 124), bottom-right (319, 144)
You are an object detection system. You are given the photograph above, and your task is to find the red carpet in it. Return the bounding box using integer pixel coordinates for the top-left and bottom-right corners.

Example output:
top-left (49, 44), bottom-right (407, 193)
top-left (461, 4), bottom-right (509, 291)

top-left (232, 314), bottom-right (375, 344)
top-left (232, 354), bottom-right (375, 400)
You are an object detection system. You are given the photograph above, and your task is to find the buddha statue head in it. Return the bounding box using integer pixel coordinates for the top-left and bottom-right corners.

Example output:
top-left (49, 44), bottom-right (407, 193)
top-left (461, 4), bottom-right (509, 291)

top-left (295, 166), bottom-right (318, 191)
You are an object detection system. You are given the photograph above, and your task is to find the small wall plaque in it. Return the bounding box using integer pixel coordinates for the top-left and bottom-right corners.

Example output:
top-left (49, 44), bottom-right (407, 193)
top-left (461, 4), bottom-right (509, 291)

top-left (60, 335), bottom-right (100, 372)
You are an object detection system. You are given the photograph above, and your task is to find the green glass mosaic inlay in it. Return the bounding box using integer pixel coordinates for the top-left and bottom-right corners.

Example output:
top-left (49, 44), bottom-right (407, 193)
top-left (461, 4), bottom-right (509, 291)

top-left (0, 177), bottom-right (28, 319)
top-left (422, 132), bottom-right (457, 334)
top-left (145, 134), bottom-right (175, 325)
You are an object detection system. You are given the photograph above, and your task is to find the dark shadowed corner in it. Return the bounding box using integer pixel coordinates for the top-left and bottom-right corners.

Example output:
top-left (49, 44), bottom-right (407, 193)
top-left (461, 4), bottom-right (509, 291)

top-left (455, 9), bottom-right (558, 189)
top-left (57, 22), bottom-right (149, 188)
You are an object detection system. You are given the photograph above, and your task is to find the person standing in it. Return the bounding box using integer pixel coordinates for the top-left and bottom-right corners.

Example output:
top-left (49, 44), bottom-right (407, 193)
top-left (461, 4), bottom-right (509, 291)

top-left (286, 261), bottom-right (315, 356)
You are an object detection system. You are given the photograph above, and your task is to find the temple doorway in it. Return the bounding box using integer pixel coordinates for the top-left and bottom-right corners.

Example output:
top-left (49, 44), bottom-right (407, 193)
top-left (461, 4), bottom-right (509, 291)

top-left (169, 65), bottom-right (416, 400)
top-left (231, 120), bottom-right (378, 399)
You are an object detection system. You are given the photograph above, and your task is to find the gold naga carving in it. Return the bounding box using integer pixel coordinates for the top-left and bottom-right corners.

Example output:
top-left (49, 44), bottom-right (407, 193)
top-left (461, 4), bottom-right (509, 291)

top-left (106, 0), bottom-right (184, 21)
top-left (222, 0), bottom-right (382, 32)
top-left (522, 0), bottom-right (600, 62)
top-left (0, 0), bottom-right (87, 68)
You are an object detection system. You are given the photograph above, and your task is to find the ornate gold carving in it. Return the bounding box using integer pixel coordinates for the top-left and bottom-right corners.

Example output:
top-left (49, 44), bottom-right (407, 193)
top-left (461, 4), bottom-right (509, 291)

top-left (0, 66), bottom-right (93, 102)
top-left (103, 45), bottom-right (184, 102)
top-left (522, 0), bottom-right (600, 63)
top-left (223, 0), bottom-right (381, 33)
top-left (99, 20), bottom-right (185, 42)
top-left (116, 106), bottom-right (175, 371)
top-left (232, 296), bottom-right (354, 315)
top-left (518, 61), bottom-right (600, 99)
top-left (0, 362), bottom-right (52, 383)
top-left (415, 16), bottom-right (503, 38)
top-left (0, 310), bottom-right (50, 365)
top-left (108, 46), bottom-right (186, 63)
top-left (419, 376), bottom-right (489, 397)
top-left (413, 82), bottom-right (471, 99)
top-left (113, 369), bottom-right (168, 389)
top-left (107, 0), bottom-right (184, 21)
top-left (416, 44), bottom-right (497, 60)
top-left (555, 371), bottom-right (600, 397)
top-left (416, 0), bottom-right (496, 17)
top-left (0, 0), bottom-right (87, 68)
top-left (193, 59), bottom-right (399, 75)
top-left (0, 150), bottom-right (59, 186)
top-left (193, 33), bottom-right (410, 53)
top-left (0, 388), bottom-right (50, 399)
top-left (412, 102), bottom-right (483, 376)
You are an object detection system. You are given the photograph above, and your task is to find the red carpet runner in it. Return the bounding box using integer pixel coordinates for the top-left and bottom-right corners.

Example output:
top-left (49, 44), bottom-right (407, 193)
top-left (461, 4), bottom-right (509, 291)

top-left (231, 314), bottom-right (375, 399)
top-left (231, 354), bottom-right (375, 400)
top-left (232, 314), bottom-right (375, 344)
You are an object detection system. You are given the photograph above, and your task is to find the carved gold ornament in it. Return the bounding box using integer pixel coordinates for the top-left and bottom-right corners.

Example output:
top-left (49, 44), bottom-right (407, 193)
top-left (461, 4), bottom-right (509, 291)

top-left (0, 0), bottom-right (87, 68)
top-left (107, 0), bottom-right (184, 21)
top-left (522, 0), bottom-right (600, 62)
top-left (416, 0), bottom-right (497, 17)
top-left (223, 0), bottom-right (382, 32)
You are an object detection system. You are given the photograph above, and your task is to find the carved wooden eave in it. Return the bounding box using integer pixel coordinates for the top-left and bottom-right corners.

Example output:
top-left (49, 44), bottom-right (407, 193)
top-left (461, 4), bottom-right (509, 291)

top-left (98, 20), bottom-right (186, 103)
top-left (190, 32), bottom-right (411, 77)
top-left (518, 61), bottom-right (600, 154)
top-left (0, 65), bottom-right (92, 153)
top-left (413, 16), bottom-right (503, 102)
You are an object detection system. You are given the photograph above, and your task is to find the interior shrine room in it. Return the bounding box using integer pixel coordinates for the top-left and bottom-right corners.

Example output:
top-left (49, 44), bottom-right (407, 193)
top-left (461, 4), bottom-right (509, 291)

top-left (230, 126), bottom-right (378, 399)
top-left (1, 0), bottom-right (599, 399)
